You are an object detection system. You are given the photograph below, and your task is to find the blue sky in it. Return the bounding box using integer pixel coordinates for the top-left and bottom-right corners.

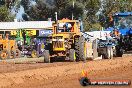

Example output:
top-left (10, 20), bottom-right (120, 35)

top-left (15, 0), bottom-right (36, 20)
top-left (16, 5), bottom-right (25, 20)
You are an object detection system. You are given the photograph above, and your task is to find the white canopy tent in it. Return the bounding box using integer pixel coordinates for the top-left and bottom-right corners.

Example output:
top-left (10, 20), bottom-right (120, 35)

top-left (0, 21), bottom-right (53, 30)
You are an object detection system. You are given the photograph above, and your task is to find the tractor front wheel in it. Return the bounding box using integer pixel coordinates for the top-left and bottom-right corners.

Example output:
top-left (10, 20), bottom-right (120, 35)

top-left (115, 46), bottom-right (123, 57)
top-left (69, 49), bottom-right (76, 62)
top-left (74, 36), bottom-right (80, 61)
top-left (44, 50), bottom-right (50, 63)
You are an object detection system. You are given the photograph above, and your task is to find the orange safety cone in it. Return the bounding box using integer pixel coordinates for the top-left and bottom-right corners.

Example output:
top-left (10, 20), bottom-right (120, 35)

top-left (81, 70), bottom-right (88, 77)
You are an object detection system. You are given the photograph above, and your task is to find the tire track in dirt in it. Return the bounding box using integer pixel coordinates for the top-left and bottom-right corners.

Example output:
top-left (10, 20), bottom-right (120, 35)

top-left (9, 58), bottom-right (132, 88)
top-left (0, 56), bottom-right (131, 88)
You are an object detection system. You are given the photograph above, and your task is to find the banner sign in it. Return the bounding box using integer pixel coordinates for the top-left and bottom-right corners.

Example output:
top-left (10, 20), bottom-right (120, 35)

top-left (26, 30), bottom-right (36, 36)
top-left (39, 30), bottom-right (52, 36)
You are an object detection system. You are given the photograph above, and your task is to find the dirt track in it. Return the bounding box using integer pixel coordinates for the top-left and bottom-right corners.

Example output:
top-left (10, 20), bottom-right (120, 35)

top-left (0, 56), bottom-right (131, 88)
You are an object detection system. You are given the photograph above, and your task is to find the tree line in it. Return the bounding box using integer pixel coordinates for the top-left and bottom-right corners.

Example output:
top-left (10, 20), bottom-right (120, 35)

top-left (0, 0), bottom-right (131, 31)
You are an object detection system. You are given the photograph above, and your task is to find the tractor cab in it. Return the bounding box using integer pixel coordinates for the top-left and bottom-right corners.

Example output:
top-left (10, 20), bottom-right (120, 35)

top-left (53, 18), bottom-right (81, 34)
top-left (51, 18), bottom-right (81, 51)
top-left (113, 12), bottom-right (132, 35)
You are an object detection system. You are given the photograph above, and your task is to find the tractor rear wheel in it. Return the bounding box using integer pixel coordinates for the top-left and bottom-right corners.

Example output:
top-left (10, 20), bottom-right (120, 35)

top-left (69, 49), bottom-right (76, 62)
top-left (79, 36), bottom-right (87, 61)
top-left (31, 50), bottom-right (39, 58)
top-left (0, 50), bottom-right (10, 60)
top-left (15, 49), bottom-right (21, 58)
top-left (74, 36), bottom-right (80, 61)
top-left (115, 46), bottom-right (123, 57)
top-left (44, 50), bottom-right (50, 63)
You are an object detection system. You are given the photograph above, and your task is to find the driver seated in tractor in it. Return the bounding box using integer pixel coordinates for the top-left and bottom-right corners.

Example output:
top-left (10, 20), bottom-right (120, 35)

top-left (114, 29), bottom-right (120, 37)
top-left (110, 29), bottom-right (119, 38)
top-left (63, 23), bottom-right (71, 32)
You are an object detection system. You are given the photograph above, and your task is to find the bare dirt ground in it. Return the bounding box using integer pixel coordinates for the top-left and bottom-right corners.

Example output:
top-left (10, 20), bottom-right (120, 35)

top-left (0, 56), bottom-right (131, 88)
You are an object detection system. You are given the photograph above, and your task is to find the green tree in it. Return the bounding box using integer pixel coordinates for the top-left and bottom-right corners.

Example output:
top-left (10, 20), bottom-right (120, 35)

top-left (21, 0), bottom-right (30, 11)
top-left (97, 0), bottom-right (132, 28)
top-left (54, 0), bottom-right (69, 10)
top-left (59, 1), bottom-right (84, 19)
top-left (54, 0), bottom-right (67, 18)
top-left (82, 0), bottom-right (100, 31)
top-left (22, 0), bottom-right (84, 21)
top-left (0, 0), bottom-right (5, 6)
top-left (0, 5), bottom-right (14, 21)
top-left (24, 0), bottom-right (55, 21)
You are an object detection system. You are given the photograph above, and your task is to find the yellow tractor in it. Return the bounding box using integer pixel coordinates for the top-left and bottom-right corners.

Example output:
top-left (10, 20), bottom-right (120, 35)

top-left (0, 33), bottom-right (21, 60)
top-left (43, 18), bottom-right (87, 63)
